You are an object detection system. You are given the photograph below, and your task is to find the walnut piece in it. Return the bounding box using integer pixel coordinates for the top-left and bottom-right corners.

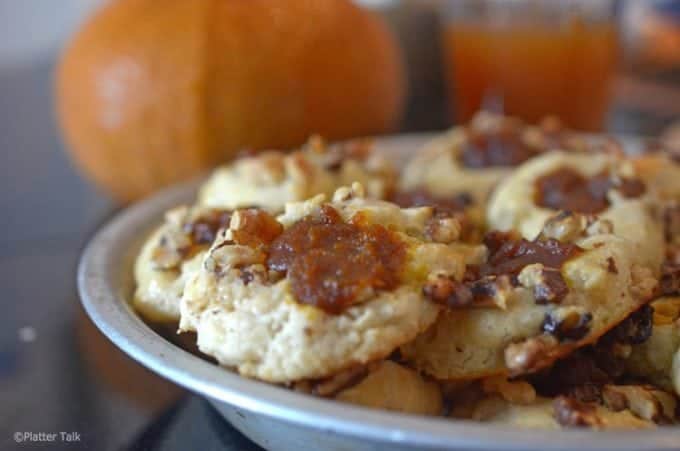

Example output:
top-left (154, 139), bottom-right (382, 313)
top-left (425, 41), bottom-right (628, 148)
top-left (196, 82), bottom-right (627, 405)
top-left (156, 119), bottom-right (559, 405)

top-left (505, 334), bottom-right (559, 375)
top-left (517, 263), bottom-right (569, 304)
top-left (423, 274), bottom-right (513, 309)
top-left (425, 213), bottom-right (463, 244)
top-left (332, 182), bottom-right (366, 202)
top-left (602, 385), bottom-right (677, 424)
top-left (151, 206), bottom-right (233, 270)
top-left (228, 208), bottom-right (283, 248)
top-left (539, 211), bottom-right (589, 242)
top-left (204, 240), bottom-right (266, 276)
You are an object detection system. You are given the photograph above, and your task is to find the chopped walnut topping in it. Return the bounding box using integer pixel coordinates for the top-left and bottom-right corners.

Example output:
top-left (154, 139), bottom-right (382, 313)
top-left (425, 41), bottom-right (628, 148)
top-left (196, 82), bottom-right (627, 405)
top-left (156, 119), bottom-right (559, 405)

top-left (553, 396), bottom-right (601, 428)
top-left (481, 231), bottom-right (582, 278)
top-left (602, 385), bottom-right (677, 424)
top-left (422, 275), bottom-right (468, 307)
top-left (423, 274), bottom-right (512, 309)
top-left (505, 334), bottom-right (559, 375)
top-left (517, 264), bottom-right (569, 304)
top-left (424, 213), bottom-right (463, 244)
top-left (151, 207), bottom-right (233, 270)
top-left (184, 210), bottom-right (233, 245)
top-left (229, 208), bottom-right (283, 248)
top-left (539, 211), bottom-right (589, 242)
top-left (440, 229), bottom-right (583, 311)
top-left (390, 188), bottom-right (477, 243)
top-left (332, 182), bottom-right (366, 202)
top-left (479, 231), bottom-right (581, 306)
top-left (470, 275), bottom-right (514, 309)
top-left (538, 211), bottom-right (614, 243)
top-left (541, 307), bottom-right (593, 341)
top-left (204, 241), bottom-right (267, 276)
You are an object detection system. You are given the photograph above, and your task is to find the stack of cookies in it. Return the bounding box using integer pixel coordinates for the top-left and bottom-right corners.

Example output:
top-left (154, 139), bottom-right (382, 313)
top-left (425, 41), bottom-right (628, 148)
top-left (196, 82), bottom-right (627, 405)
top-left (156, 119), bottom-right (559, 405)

top-left (133, 113), bottom-right (680, 429)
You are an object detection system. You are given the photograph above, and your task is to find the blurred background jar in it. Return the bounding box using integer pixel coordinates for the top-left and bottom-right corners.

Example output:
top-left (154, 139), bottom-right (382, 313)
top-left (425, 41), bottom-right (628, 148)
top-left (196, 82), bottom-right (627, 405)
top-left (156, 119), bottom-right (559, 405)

top-left (440, 0), bottom-right (620, 131)
top-left (616, 0), bottom-right (680, 134)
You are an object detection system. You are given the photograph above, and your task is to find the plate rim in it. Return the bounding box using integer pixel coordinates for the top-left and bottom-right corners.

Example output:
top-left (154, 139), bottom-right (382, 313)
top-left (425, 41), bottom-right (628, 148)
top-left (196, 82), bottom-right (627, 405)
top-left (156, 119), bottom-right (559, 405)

top-left (78, 133), bottom-right (680, 451)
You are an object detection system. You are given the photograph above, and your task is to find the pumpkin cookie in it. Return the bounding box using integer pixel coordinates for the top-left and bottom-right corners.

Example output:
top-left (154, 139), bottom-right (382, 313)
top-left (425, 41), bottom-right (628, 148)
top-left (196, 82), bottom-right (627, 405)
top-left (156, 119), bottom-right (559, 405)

top-left (453, 385), bottom-right (675, 429)
top-left (133, 205), bottom-right (234, 322)
top-left (179, 184), bottom-right (469, 382)
top-left (198, 136), bottom-right (395, 211)
top-left (486, 151), bottom-right (664, 273)
top-left (295, 360), bottom-right (442, 415)
top-left (401, 212), bottom-right (658, 381)
top-left (400, 113), bottom-right (586, 205)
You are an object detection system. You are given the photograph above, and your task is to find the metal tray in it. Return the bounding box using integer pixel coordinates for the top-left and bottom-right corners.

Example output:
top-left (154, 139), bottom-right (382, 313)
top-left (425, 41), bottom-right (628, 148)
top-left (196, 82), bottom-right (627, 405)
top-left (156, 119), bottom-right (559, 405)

top-left (78, 134), bottom-right (680, 451)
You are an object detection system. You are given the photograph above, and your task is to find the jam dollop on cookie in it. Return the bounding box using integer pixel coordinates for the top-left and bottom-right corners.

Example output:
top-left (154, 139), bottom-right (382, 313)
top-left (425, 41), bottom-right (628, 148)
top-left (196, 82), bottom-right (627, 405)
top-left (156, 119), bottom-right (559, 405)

top-left (460, 123), bottom-right (540, 169)
top-left (535, 168), bottom-right (645, 214)
top-left (267, 204), bottom-right (406, 314)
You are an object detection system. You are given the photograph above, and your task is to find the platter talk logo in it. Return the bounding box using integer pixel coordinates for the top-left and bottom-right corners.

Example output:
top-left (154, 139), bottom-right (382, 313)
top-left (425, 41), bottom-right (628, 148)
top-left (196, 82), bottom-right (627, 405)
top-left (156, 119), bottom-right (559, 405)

top-left (13, 431), bottom-right (81, 444)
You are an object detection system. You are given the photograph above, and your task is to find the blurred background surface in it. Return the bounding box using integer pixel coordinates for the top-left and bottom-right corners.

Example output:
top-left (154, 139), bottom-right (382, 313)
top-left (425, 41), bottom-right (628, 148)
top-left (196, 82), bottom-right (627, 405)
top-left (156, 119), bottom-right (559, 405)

top-left (0, 0), bottom-right (679, 449)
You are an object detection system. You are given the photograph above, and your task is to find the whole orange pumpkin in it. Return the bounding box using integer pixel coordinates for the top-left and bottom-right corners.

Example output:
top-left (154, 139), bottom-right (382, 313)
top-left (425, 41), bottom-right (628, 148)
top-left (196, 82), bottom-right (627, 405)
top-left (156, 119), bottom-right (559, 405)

top-left (56, 0), bottom-right (406, 202)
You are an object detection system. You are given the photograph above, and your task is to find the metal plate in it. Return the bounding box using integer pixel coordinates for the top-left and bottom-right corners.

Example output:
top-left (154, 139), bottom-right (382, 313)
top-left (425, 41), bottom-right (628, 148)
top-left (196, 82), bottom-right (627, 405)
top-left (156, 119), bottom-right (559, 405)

top-left (78, 133), bottom-right (680, 451)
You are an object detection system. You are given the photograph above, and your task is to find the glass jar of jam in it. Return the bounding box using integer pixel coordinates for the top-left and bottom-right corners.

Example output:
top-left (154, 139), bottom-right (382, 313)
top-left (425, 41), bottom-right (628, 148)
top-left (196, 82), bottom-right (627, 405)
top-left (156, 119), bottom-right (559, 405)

top-left (441, 0), bottom-right (619, 131)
